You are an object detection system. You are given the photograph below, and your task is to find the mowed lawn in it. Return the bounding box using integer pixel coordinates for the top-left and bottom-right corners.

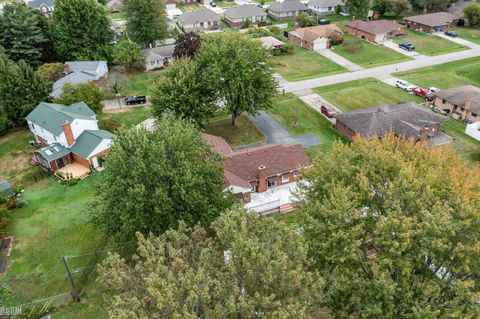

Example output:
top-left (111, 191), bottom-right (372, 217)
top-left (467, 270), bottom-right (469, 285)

top-left (443, 119), bottom-right (480, 164)
top-left (314, 78), bottom-right (424, 112)
top-left (204, 114), bottom-right (266, 147)
top-left (331, 34), bottom-right (411, 68)
top-left (271, 45), bottom-right (346, 81)
top-left (394, 57), bottom-right (480, 89)
top-left (452, 27), bottom-right (480, 45)
top-left (392, 29), bottom-right (468, 55)
top-left (269, 94), bottom-right (344, 158)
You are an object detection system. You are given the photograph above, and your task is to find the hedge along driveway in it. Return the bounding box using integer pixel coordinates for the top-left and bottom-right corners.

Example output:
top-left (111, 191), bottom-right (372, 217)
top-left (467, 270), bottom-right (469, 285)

top-left (392, 29), bottom-right (468, 56)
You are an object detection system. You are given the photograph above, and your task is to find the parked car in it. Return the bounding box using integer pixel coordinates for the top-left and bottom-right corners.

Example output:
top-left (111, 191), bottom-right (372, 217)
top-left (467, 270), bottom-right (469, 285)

top-left (257, 3), bottom-right (263, 7)
top-left (444, 30), bottom-right (458, 37)
top-left (210, 1), bottom-right (216, 6)
top-left (412, 87), bottom-right (434, 100)
top-left (320, 103), bottom-right (336, 118)
top-left (318, 19), bottom-right (330, 25)
top-left (428, 87), bottom-right (440, 93)
top-left (396, 80), bottom-right (415, 92)
top-left (399, 42), bottom-right (415, 51)
top-left (125, 95), bottom-right (147, 105)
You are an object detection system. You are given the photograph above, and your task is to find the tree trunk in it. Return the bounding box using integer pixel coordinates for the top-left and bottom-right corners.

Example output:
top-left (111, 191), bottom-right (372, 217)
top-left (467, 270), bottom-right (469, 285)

top-left (231, 113), bottom-right (237, 126)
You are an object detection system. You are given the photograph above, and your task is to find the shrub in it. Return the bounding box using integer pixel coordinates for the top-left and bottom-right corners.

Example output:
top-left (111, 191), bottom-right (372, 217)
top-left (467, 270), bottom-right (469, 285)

top-left (330, 33), bottom-right (344, 46)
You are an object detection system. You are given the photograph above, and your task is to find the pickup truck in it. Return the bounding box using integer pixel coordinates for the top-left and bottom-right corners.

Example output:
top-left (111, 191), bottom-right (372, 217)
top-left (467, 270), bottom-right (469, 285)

top-left (399, 42), bottom-right (415, 51)
top-left (444, 30), bottom-right (458, 37)
top-left (412, 87), bottom-right (434, 101)
top-left (125, 96), bottom-right (147, 105)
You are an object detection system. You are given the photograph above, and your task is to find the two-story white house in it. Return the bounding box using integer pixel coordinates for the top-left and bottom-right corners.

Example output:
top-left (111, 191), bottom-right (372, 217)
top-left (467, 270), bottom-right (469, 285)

top-left (26, 102), bottom-right (114, 177)
top-left (307, 0), bottom-right (342, 15)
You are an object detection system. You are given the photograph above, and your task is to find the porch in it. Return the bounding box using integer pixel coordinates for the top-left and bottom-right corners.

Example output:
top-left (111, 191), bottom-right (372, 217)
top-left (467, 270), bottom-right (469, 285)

top-left (244, 182), bottom-right (300, 215)
top-left (55, 162), bottom-right (90, 180)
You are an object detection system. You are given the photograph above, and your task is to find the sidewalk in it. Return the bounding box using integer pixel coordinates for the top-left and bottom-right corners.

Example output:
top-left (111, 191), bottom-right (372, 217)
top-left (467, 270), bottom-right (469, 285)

top-left (316, 49), bottom-right (365, 72)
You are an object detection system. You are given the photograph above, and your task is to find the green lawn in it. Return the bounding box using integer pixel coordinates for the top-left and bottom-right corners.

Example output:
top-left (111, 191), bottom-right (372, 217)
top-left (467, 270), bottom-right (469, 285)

top-left (443, 119), bottom-right (480, 164)
top-left (269, 94), bottom-right (344, 158)
top-left (217, 0), bottom-right (237, 8)
top-left (108, 12), bottom-right (125, 20)
top-left (178, 3), bottom-right (204, 11)
top-left (271, 45), bottom-right (346, 81)
top-left (121, 70), bottom-right (165, 96)
top-left (452, 27), bottom-right (480, 45)
top-left (204, 114), bottom-right (266, 148)
top-left (394, 57), bottom-right (480, 89)
top-left (392, 29), bottom-right (468, 56)
top-left (331, 34), bottom-right (411, 68)
top-left (313, 78), bottom-right (424, 112)
top-left (100, 106), bottom-right (152, 131)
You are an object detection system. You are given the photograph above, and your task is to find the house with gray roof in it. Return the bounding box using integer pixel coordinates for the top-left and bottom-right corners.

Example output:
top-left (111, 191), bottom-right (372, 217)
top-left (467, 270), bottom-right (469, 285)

top-left (26, 102), bottom-right (114, 174)
top-left (267, 0), bottom-right (307, 21)
top-left (224, 4), bottom-right (267, 29)
top-left (400, 12), bottom-right (459, 33)
top-left (334, 102), bottom-right (451, 146)
top-left (142, 45), bottom-right (175, 71)
top-left (28, 0), bottom-right (54, 18)
top-left (307, 0), bottom-right (342, 15)
top-left (52, 61), bottom-right (108, 98)
top-left (177, 9), bottom-right (220, 32)
top-left (432, 85), bottom-right (480, 122)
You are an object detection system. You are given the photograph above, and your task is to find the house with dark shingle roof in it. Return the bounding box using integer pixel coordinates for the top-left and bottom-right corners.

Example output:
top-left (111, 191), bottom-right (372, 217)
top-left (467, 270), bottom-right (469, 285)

top-left (224, 4), bottom-right (267, 29)
top-left (334, 102), bottom-right (450, 146)
top-left (345, 19), bottom-right (405, 43)
top-left (432, 85), bottom-right (480, 122)
top-left (177, 9), bottom-right (220, 32)
top-left (267, 0), bottom-right (307, 21)
top-left (26, 102), bottom-right (114, 174)
top-left (52, 61), bottom-right (108, 98)
top-left (28, 0), bottom-right (54, 18)
top-left (141, 45), bottom-right (175, 71)
top-left (400, 12), bottom-right (459, 33)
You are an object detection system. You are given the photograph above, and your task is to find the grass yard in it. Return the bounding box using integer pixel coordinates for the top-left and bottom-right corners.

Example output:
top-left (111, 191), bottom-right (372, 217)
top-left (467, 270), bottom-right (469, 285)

top-left (178, 3), bottom-right (204, 11)
top-left (100, 106), bottom-right (152, 131)
top-left (269, 94), bottom-right (344, 158)
top-left (217, 0), bottom-right (237, 8)
top-left (394, 57), bottom-right (480, 89)
top-left (331, 34), bottom-right (411, 68)
top-left (108, 12), bottom-right (125, 20)
top-left (204, 114), bottom-right (266, 148)
top-left (392, 29), bottom-right (468, 56)
top-left (313, 78), bottom-right (424, 112)
top-left (452, 27), bottom-right (480, 45)
top-left (100, 69), bottom-right (165, 98)
top-left (442, 119), bottom-right (480, 164)
top-left (271, 45), bottom-right (346, 81)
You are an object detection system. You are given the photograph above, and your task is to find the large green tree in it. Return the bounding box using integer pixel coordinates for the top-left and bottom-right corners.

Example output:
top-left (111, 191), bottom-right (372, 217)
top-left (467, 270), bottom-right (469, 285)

top-left (196, 33), bottom-right (277, 126)
top-left (151, 58), bottom-right (216, 126)
top-left (299, 134), bottom-right (480, 318)
top-left (91, 115), bottom-right (235, 242)
top-left (0, 3), bottom-right (50, 66)
top-left (464, 2), bottom-right (480, 26)
top-left (173, 31), bottom-right (201, 59)
top-left (112, 39), bottom-right (143, 69)
top-left (123, 0), bottom-right (168, 47)
top-left (36, 62), bottom-right (65, 83)
top-left (51, 0), bottom-right (113, 60)
top-left (343, 0), bottom-right (371, 18)
top-left (411, 0), bottom-right (451, 11)
top-left (98, 208), bottom-right (327, 318)
top-left (56, 82), bottom-right (104, 114)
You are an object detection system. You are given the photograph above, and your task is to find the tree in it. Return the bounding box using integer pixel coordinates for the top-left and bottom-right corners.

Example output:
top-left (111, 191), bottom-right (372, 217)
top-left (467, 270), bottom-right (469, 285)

top-left (123, 0), bottom-right (168, 47)
top-left (98, 208), bottom-right (327, 318)
top-left (372, 0), bottom-right (388, 15)
top-left (151, 59), bottom-right (216, 126)
top-left (196, 33), bottom-right (277, 126)
top-left (0, 53), bottom-right (50, 133)
top-left (51, 0), bottom-right (113, 60)
top-left (112, 39), bottom-right (143, 69)
top-left (411, 0), bottom-right (451, 12)
top-left (57, 82), bottom-right (104, 114)
top-left (173, 32), bottom-right (201, 58)
top-left (464, 2), bottom-right (480, 26)
top-left (387, 0), bottom-right (409, 17)
top-left (0, 3), bottom-right (49, 66)
top-left (91, 115), bottom-right (235, 242)
top-left (295, 12), bottom-right (316, 27)
top-left (36, 63), bottom-right (65, 83)
top-left (299, 134), bottom-right (480, 318)
top-left (343, 0), bottom-right (371, 18)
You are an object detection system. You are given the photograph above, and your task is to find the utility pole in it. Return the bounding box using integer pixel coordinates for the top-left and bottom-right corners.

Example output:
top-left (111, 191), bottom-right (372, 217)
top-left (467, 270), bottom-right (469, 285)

top-left (62, 255), bottom-right (81, 302)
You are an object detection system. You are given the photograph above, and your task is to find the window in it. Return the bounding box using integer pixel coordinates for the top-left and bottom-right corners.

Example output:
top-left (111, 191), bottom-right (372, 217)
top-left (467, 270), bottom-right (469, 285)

top-left (328, 6), bottom-right (332, 10)
top-left (292, 171), bottom-right (299, 177)
top-left (267, 179), bottom-right (276, 188)
top-left (442, 99), bottom-right (446, 104)
top-left (472, 113), bottom-right (478, 117)
top-left (281, 174), bottom-right (289, 183)
top-left (200, 22), bottom-right (204, 27)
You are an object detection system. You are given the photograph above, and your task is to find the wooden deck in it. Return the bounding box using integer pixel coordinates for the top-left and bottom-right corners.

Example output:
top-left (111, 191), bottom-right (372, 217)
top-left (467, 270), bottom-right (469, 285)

top-left (56, 162), bottom-right (90, 180)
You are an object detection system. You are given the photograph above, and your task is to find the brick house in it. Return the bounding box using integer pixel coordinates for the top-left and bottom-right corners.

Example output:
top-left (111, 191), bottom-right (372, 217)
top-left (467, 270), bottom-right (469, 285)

top-left (288, 24), bottom-right (342, 50)
top-left (344, 19), bottom-right (405, 43)
top-left (334, 102), bottom-right (448, 145)
top-left (177, 9), bottom-right (220, 32)
top-left (26, 102), bottom-right (114, 176)
top-left (267, 0), bottom-right (307, 21)
top-left (400, 12), bottom-right (459, 33)
top-left (432, 85), bottom-right (480, 122)
top-left (224, 5), bottom-right (267, 29)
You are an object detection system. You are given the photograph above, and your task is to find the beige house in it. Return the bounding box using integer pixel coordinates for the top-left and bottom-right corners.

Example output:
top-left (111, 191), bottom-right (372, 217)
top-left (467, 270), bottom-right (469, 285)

top-left (267, 0), bottom-right (307, 21)
top-left (224, 5), bottom-right (267, 29)
top-left (177, 9), bottom-right (220, 32)
top-left (142, 45), bottom-right (175, 71)
top-left (288, 24), bottom-right (342, 51)
top-left (432, 85), bottom-right (480, 122)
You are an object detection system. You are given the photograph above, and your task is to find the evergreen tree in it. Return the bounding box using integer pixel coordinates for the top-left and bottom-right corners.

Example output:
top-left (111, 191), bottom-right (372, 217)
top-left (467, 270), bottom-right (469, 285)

top-left (123, 0), bottom-right (168, 47)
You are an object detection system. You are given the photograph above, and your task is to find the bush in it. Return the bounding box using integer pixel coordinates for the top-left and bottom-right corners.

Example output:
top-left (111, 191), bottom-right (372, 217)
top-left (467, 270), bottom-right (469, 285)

top-left (330, 33), bottom-right (344, 46)
top-left (268, 26), bottom-right (281, 34)
top-left (99, 117), bottom-right (121, 132)
top-left (273, 43), bottom-right (294, 56)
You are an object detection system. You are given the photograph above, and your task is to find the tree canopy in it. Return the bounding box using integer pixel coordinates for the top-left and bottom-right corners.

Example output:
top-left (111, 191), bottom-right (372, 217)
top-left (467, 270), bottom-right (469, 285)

top-left (36, 62), bottom-right (66, 83)
top-left (98, 207), bottom-right (327, 319)
top-left (123, 0), bottom-right (168, 47)
top-left (56, 82), bottom-right (104, 114)
top-left (299, 134), bottom-right (480, 318)
top-left (112, 39), bottom-right (143, 69)
top-left (343, 0), bottom-right (371, 18)
top-left (91, 115), bottom-right (235, 242)
top-left (464, 2), bottom-right (480, 26)
top-left (173, 32), bottom-right (202, 59)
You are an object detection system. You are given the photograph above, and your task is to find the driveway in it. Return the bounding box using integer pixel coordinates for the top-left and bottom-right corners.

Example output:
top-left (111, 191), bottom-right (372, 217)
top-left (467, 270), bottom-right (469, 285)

top-left (298, 93), bottom-right (340, 124)
top-left (316, 49), bottom-right (364, 72)
top-left (249, 111), bottom-right (321, 147)
top-left (434, 32), bottom-right (479, 49)
top-left (382, 40), bottom-right (426, 59)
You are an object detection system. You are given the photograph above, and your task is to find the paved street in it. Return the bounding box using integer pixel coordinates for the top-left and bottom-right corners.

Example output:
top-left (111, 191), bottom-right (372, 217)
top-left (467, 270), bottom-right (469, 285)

top-left (316, 49), bottom-right (364, 72)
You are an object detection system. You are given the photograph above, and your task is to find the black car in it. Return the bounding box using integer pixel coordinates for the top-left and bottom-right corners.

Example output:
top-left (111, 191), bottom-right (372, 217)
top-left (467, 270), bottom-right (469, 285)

top-left (444, 30), bottom-right (458, 37)
top-left (210, 1), bottom-right (216, 7)
top-left (399, 42), bottom-right (415, 51)
top-left (125, 96), bottom-right (147, 105)
top-left (318, 19), bottom-right (330, 25)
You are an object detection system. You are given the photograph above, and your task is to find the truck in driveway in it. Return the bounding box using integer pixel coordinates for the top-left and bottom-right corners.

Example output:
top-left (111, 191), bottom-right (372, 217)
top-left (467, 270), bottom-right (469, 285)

top-left (399, 42), bottom-right (415, 51)
top-left (125, 96), bottom-right (147, 105)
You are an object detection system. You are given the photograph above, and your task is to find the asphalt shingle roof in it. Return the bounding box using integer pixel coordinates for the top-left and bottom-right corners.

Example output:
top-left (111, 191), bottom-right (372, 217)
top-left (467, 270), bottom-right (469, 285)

top-left (403, 12), bottom-right (459, 27)
top-left (141, 45), bottom-right (175, 60)
top-left (433, 85), bottom-right (480, 113)
top-left (268, 0), bottom-right (307, 13)
top-left (346, 20), bottom-right (404, 35)
top-left (178, 9), bottom-right (220, 25)
top-left (224, 4), bottom-right (266, 19)
top-left (70, 130), bottom-right (115, 159)
top-left (308, 0), bottom-right (342, 8)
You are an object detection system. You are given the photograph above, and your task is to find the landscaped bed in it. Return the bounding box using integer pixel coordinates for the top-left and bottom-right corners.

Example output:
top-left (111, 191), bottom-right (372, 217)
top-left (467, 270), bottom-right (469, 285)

top-left (392, 29), bottom-right (468, 56)
top-left (313, 78), bottom-right (424, 112)
top-left (394, 57), bottom-right (480, 89)
top-left (331, 34), bottom-right (411, 68)
top-left (204, 114), bottom-right (266, 148)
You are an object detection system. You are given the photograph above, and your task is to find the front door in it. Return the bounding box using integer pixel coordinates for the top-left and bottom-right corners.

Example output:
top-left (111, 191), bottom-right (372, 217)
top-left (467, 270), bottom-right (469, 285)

top-left (91, 156), bottom-right (99, 169)
top-left (56, 157), bottom-right (65, 169)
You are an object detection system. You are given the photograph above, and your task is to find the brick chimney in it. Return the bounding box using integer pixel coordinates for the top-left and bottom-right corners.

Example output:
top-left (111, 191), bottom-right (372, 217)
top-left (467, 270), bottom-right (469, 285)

top-left (257, 165), bottom-right (267, 193)
top-left (63, 121), bottom-right (75, 146)
top-left (419, 127), bottom-right (429, 141)
top-left (65, 63), bottom-right (72, 74)
top-left (465, 98), bottom-right (473, 111)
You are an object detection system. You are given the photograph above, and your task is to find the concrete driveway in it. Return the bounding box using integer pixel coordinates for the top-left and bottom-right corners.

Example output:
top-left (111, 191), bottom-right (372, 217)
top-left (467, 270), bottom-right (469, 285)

top-left (434, 32), bottom-right (479, 49)
top-left (249, 111), bottom-right (321, 147)
top-left (298, 93), bottom-right (340, 124)
top-left (316, 49), bottom-right (364, 72)
top-left (382, 40), bottom-right (426, 59)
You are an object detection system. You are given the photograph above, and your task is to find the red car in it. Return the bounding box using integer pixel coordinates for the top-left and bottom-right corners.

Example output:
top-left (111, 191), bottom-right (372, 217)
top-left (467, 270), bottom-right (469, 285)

top-left (321, 104), bottom-right (336, 118)
top-left (412, 87), bottom-right (434, 101)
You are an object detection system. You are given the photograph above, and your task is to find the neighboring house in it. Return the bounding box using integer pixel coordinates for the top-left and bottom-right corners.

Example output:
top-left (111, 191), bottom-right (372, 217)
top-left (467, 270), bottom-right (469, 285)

top-left (267, 0), bottom-right (307, 21)
top-left (111, 20), bottom-right (126, 36)
top-left (165, 0), bottom-right (177, 9)
top-left (465, 122), bottom-right (480, 141)
top-left (432, 85), bottom-right (480, 122)
top-left (177, 9), bottom-right (220, 32)
top-left (52, 61), bottom-right (108, 98)
top-left (27, 0), bottom-right (54, 18)
top-left (334, 102), bottom-right (449, 145)
top-left (202, 133), bottom-right (311, 214)
top-left (26, 102), bottom-right (114, 174)
top-left (224, 5), bottom-right (268, 29)
top-left (107, 0), bottom-right (121, 12)
top-left (181, 0), bottom-right (210, 6)
top-left (257, 36), bottom-right (285, 50)
top-left (400, 12), bottom-right (459, 33)
top-left (141, 45), bottom-right (175, 71)
top-left (307, 0), bottom-right (342, 15)
top-left (344, 19), bottom-right (405, 43)
top-left (288, 24), bottom-right (342, 50)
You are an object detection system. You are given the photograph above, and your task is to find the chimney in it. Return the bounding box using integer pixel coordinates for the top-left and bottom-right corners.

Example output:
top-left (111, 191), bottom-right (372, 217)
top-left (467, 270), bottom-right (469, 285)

top-left (65, 63), bottom-right (72, 74)
top-left (257, 165), bottom-right (267, 193)
top-left (419, 127), bottom-right (429, 142)
top-left (63, 121), bottom-right (75, 146)
top-left (465, 98), bottom-right (473, 111)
